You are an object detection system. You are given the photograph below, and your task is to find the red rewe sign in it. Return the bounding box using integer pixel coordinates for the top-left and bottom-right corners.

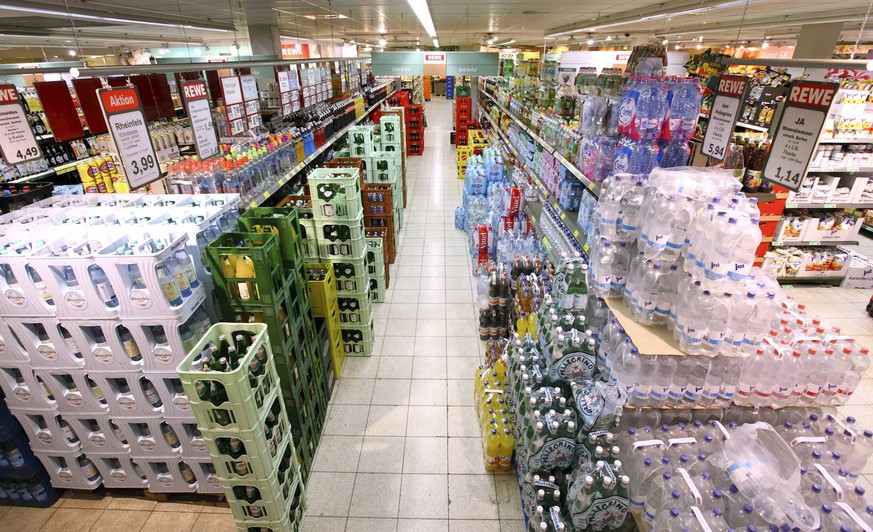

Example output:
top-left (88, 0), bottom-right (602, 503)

top-left (425, 53), bottom-right (445, 62)
top-left (0, 84), bottom-right (18, 104)
top-left (182, 80), bottom-right (208, 102)
top-left (788, 82), bottom-right (837, 109)
top-left (717, 75), bottom-right (747, 97)
top-left (99, 87), bottom-right (140, 113)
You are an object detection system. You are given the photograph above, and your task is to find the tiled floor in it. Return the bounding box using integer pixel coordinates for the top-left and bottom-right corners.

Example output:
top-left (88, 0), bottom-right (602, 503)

top-left (5, 97), bottom-right (873, 531)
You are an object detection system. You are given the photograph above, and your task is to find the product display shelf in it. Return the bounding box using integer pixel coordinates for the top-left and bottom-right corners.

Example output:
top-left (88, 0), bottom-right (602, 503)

top-left (817, 137), bottom-right (873, 144)
top-left (771, 240), bottom-right (860, 247)
top-left (478, 83), bottom-right (600, 198)
top-left (808, 166), bottom-right (873, 173)
top-left (784, 202), bottom-right (873, 209)
top-left (245, 91), bottom-right (391, 211)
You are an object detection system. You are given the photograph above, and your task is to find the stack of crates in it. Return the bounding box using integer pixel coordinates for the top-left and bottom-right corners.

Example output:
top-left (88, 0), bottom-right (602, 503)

top-left (365, 233), bottom-right (388, 303)
top-left (362, 183), bottom-right (397, 264)
top-left (377, 111), bottom-right (407, 211)
top-left (457, 145), bottom-right (474, 180)
top-left (446, 76), bottom-right (455, 99)
top-left (178, 323), bottom-right (306, 530)
top-left (309, 168), bottom-right (375, 357)
top-left (454, 97), bottom-right (472, 146)
top-left (305, 263), bottom-right (343, 386)
top-left (348, 125), bottom-right (378, 160)
top-left (406, 104), bottom-right (424, 156)
top-left (469, 129), bottom-right (489, 152)
top-left (206, 223), bottom-right (326, 479)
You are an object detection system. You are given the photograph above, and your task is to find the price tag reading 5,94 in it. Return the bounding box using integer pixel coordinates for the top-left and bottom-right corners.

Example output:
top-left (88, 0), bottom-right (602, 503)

top-left (701, 75), bottom-right (749, 162)
top-left (98, 86), bottom-right (161, 189)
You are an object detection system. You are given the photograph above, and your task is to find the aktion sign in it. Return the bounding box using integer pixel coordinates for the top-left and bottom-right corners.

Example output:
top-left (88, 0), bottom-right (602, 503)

top-left (762, 80), bottom-right (839, 191)
top-left (181, 80), bottom-right (219, 160)
top-left (97, 86), bottom-right (161, 189)
top-left (701, 75), bottom-right (748, 161)
top-left (0, 84), bottom-right (41, 164)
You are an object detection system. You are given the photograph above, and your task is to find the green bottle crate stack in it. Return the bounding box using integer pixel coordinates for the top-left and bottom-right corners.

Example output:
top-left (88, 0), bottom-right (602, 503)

top-left (177, 323), bottom-right (306, 531)
top-left (365, 236), bottom-right (387, 303)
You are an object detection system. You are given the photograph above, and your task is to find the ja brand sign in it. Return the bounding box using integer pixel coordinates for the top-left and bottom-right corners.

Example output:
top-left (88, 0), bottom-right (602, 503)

top-left (0, 84), bottom-right (41, 164)
top-left (98, 86), bottom-right (161, 189)
top-left (181, 80), bottom-right (219, 160)
top-left (701, 75), bottom-right (749, 161)
top-left (763, 80), bottom-right (839, 191)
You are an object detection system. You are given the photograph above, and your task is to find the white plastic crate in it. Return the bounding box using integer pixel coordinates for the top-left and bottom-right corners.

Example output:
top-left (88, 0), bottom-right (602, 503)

top-left (124, 303), bottom-right (214, 373)
top-left (113, 417), bottom-right (185, 458)
top-left (330, 254), bottom-right (369, 296)
top-left (0, 318), bottom-right (29, 363)
top-left (0, 362), bottom-right (57, 410)
top-left (87, 371), bottom-right (165, 418)
top-left (90, 453), bottom-right (149, 488)
top-left (314, 214), bottom-right (367, 260)
top-left (61, 319), bottom-right (143, 372)
top-left (0, 235), bottom-right (57, 317)
top-left (94, 231), bottom-right (208, 320)
top-left (62, 413), bottom-right (131, 454)
top-left (188, 457), bottom-right (225, 494)
top-left (147, 370), bottom-right (196, 419)
top-left (10, 409), bottom-right (82, 452)
top-left (34, 448), bottom-right (102, 490)
top-left (136, 456), bottom-right (198, 493)
top-left (37, 368), bottom-right (110, 415)
top-left (27, 232), bottom-right (122, 320)
top-left (5, 317), bottom-right (85, 369)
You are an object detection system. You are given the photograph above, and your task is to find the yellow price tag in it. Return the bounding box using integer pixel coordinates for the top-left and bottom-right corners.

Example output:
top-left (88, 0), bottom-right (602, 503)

top-left (560, 213), bottom-right (566, 220)
top-left (543, 237), bottom-right (550, 246)
top-left (249, 201), bottom-right (257, 208)
top-left (583, 244), bottom-right (590, 252)
top-left (573, 230), bottom-right (580, 238)
top-left (263, 191), bottom-right (270, 199)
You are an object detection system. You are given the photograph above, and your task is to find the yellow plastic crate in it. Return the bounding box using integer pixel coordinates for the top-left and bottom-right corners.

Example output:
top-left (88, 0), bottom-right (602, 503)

top-left (306, 263), bottom-right (337, 318)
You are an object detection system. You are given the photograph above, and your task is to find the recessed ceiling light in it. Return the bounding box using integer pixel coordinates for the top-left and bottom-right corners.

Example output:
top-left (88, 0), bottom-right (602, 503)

top-left (605, 35), bottom-right (612, 41)
top-left (587, 38), bottom-right (594, 45)
top-left (379, 36), bottom-right (387, 46)
top-left (662, 38), bottom-right (668, 45)
top-left (68, 50), bottom-right (76, 56)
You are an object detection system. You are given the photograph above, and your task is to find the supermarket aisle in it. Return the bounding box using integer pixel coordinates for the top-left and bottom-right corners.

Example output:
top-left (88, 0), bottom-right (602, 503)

top-left (304, 98), bottom-right (523, 532)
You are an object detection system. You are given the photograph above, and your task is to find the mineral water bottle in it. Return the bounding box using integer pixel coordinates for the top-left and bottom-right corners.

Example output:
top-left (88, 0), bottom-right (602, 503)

top-left (636, 79), bottom-right (667, 140)
top-left (649, 356), bottom-right (677, 408)
top-left (666, 78), bottom-right (702, 141)
top-left (659, 141), bottom-right (690, 168)
top-left (724, 292), bottom-right (756, 353)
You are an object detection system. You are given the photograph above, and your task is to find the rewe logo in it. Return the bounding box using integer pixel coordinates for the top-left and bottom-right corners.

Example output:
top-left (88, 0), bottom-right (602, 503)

top-left (789, 83), bottom-right (836, 109)
top-left (718, 77), bottom-right (746, 96)
top-left (0, 85), bottom-right (18, 103)
top-left (183, 82), bottom-right (207, 101)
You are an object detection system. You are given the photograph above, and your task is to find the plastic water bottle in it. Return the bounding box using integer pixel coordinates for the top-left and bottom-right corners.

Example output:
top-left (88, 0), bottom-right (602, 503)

top-left (635, 79), bottom-right (667, 140)
top-left (659, 141), bottom-right (691, 168)
top-left (665, 79), bottom-right (702, 141)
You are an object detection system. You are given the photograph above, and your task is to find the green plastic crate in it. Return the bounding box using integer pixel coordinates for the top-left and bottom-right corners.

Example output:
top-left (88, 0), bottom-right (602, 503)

top-left (224, 468), bottom-right (305, 525)
top-left (207, 232), bottom-right (289, 308)
top-left (341, 319), bottom-right (375, 357)
top-left (308, 167), bottom-right (363, 222)
top-left (239, 207), bottom-right (305, 268)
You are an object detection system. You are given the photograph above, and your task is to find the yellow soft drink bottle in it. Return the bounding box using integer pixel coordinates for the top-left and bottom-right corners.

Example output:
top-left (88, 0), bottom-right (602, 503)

top-left (235, 256), bottom-right (257, 301)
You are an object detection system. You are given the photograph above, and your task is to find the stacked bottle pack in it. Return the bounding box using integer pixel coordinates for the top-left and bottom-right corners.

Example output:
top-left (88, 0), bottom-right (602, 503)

top-left (0, 400), bottom-right (62, 507)
top-left (178, 323), bottom-right (306, 531)
top-left (0, 194), bottom-right (241, 492)
top-left (455, 97), bottom-right (472, 146)
top-left (308, 167), bottom-right (375, 357)
top-left (406, 103), bottom-right (425, 155)
top-left (618, 408), bottom-right (873, 532)
top-left (205, 222), bottom-right (326, 480)
top-left (497, 258), bottom-right (633, 531)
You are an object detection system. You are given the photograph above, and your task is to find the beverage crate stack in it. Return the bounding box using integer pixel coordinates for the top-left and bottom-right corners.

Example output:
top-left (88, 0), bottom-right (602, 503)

top-left (177, 323), bottom-right (306, 531)
top-left (362, 183), bottom-right (397, 264)
top-left (0, 194), bottom-right (242, 494)
top-left (205, 227), bottom-right (327, 480)
top-left (457, 145), bottom-right (473, 179)
top-left (381, 107), bottom-right (409, 209)
top-left (308, 167), bottom-right (376, 358)
top-left (454, 97), bottom-right (472, 146)
top-left (446, 76), bottom-right (455, 99)
top-left (0, 399), bottom-right (63, 507)
top-left (304, 263), bottom-right (343, 386)
top-left (406, 104), bottom-right (424, 156)
top-left (364, 234), bottom-right (387, 303)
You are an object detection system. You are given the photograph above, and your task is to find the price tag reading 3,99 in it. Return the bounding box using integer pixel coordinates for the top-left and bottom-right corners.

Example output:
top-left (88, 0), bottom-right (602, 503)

top-left (0, 83), bottom-right (42, 164)
top-left (701, 75), bottom-right (749, 162)
top-left (762, 81), bottom-right (839, 192)
top-left (98, 86), bottom-right (161, 189)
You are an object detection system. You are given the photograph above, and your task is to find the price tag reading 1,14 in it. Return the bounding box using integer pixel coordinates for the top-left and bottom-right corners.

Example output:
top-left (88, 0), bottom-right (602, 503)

top-left (97, 86), bottom-right (161, 190)
top-left (701, 75), bottom-right (749, 162)
top-left (0, 84), bottom-right (41, 164)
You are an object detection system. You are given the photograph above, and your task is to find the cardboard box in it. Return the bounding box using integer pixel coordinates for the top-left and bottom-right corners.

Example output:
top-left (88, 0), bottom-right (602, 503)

top-left (802, 212), bottom-right (862, 242)
top-left (826, 175), bottom-right (857, 204)
top-left (774, 214), bottom-right (812, 242)
top-left (841, 254), bottom-right (873, 289)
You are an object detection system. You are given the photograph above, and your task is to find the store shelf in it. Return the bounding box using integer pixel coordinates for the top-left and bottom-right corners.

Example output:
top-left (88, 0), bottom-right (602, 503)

top-left (246, 93), bottom-right (389, 210)
top-left (478, 86), bottom-right (600, 198)
top-left (736, 121), bottom-right (770, 132)
top-left (772, 240), bottom-right (860, 247)
top-left (864, 223), bottom-right (873, 233)
top-left (778, 276), bottom-right (846, 284)
top-left (11, 160), bottom-right (80, 184)
top-left (817, 137), bottom-right (873, 144)
top-left (808, 166), bottom-right (873, 173)
top-left (605, 298), bottom-right (684, 357)
top-left (784, 202), bottom-right (873, 209)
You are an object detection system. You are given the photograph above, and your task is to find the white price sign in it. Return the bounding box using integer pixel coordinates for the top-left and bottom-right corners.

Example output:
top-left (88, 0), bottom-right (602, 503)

top-left (240, 75), bottom-right (258, 102)
top-left (220, 76), bottom-right (243, 105)
top-left (701, 75), bottom-right (748, 161)
top-left (98, 86), bottom-right (161, 189)
top-left (277, 70), bottom-right (290, 93)
top-left (763, 81), bottom-right (839, 191)
top-left (0, 84), bottom-right (41, 164)
top-left (181, 80), bottom-right (219, 160)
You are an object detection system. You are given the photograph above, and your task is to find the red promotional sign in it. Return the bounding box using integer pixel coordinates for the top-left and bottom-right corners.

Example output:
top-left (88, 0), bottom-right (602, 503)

top-left (281, 43), bottom-right (310, 59)
top-left (182, 80), bottom-right (209, 102)
top-left (787, 82), bottom-right (837, 110)
top-left (99, 87), bottom-right (141, 114)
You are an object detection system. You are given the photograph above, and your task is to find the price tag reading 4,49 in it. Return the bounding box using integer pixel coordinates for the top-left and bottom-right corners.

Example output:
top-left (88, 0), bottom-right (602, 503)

top-left (97, 86), bottom-right (161, 189)
top-left (763, 81), bottom-right (839, 192)
top-left (0, 84), bottom-right (42, 164)
top-left (701, 75), bottom-right (749, 162)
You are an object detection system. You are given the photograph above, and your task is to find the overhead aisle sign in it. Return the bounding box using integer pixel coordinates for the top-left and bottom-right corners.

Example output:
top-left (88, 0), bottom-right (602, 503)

top-left (701, 75), bottom-right (749, 161)
top-left (181, 80), bottom-right (219, 160)
top-left (762, 81), bottom-right (839, 191)
top-left (98, 86), bottom-right (161, 189)
top-left (446, 52), bottom-right (499, 76)
top-left (371, 52), bottom-right (424, 76)
top-left (0, 84), bottom-right (41, 164)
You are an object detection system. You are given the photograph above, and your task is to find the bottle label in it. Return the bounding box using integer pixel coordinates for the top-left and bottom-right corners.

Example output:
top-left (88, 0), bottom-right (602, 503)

top-left (530, 436), bottom-right (575, 470)
top-left (110, 470), bottom-right (128, 482)
top-left (93, 347), bottom-right (113, 365)
top-left (95, 281), bottom-right (115, 305)
top-left (37, 345), bottom-right (57, 361)
top-left (154, 348), bottom-right (172, 364)
top-left (548, 352), bottom-right (596, 383)
top-left (129, 289), bottom-right (153, 309)
top-left (571, 494), bottom-right (629, 531)
top-left (118, 396), bottom-right (136, 411)
top-left (14, 386), bottom-right (31, 402)
top-left (37, 430), bottom-right (53, 445)
top-left (57, 469), bottom-right (74, 482)
top-left (81, 462), bottom-right (98, 478)
top-left (64, 291), bottom-right (88, 310)
top-left (5, 289), bottom-right (26, 307)
top-left (122, 340), bottom-right (140, 361)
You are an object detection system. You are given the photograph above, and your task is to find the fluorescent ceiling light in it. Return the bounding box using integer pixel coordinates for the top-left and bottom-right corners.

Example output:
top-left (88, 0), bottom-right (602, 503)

top-left (493, 39), bottom-right (514, 46)
top-left (432, 38), bottom-right (439, 47)
top-left (0, 4), bottom-right (231, 32)
top-left (406, 0), bottom-right (437, 38)
top-left (379, 37), bottom-right (387, 46)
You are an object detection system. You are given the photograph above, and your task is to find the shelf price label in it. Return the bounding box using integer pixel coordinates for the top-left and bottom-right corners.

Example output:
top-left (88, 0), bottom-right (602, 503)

top-left (763, 81), bottom-right (839, 191)
top-left (181, 81), bottom-right (219, 160)
top-left (98, 86), bottom-right (161, 190)
top-left (0, 84), bottom-right (41, 164)
top-left (701, 75), bottom-right (749, 162)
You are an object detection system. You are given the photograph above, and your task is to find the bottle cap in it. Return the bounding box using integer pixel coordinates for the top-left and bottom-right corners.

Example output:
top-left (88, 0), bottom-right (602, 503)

top-left (670, 507), bottom-right (680, 517)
